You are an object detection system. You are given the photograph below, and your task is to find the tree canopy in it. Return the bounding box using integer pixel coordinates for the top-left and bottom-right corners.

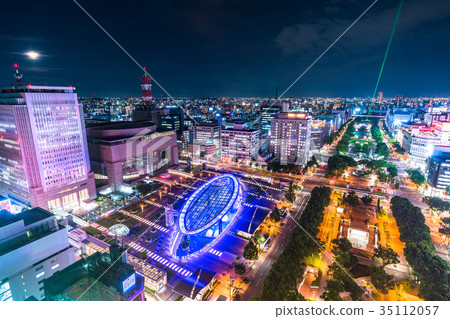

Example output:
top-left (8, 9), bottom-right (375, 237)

top-left (259, 186), bottom-right (332, 301)
top-left (370, 266), bottom-right (395, 294)
top-left (344, 191), bottom-right (359, 207)
top-left (327, 155), bottom-right (357, 175)
top-left (373, 245), bottom-right (399, 268)
top-left (270, 206), bottom-right (282, 223)
top-left (405, 169), bottom-right (426, 187)
top-left (243, 240), bottom-right (259, 261)
top-left (390, 196), bottom-right (450, 300)
top-left (422, 196), bottom-right (450, 213)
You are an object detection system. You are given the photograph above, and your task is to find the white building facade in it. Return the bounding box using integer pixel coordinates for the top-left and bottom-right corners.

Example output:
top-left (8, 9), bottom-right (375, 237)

top-left (0, 85), bottom-right (96, 211)
top-left (220, 124), bottom-right (259, 163)
top-left (0, 208), bottom-right (75, 301)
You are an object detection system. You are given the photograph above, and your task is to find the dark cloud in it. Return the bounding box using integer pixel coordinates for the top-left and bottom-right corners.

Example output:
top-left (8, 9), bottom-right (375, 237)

top-left (275, 0), bottom-right (450, 56)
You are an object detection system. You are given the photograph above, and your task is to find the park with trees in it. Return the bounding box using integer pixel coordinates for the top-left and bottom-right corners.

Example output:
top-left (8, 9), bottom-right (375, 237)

top-left (256, 186), bottom-right (332, 301)
top-left (390, 196), bottom-right (450, 300)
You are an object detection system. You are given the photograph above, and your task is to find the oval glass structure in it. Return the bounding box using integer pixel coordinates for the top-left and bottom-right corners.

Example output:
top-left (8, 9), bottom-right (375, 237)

top-left (108, 224), bottom-right (130, 237)
top-left (179, 174), bottom-right (240, 235)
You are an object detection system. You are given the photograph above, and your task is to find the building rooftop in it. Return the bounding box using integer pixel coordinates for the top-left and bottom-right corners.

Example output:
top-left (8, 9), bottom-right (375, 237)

top-left (15, 207), bottom-right (54, 226)
top-left (127, 255), bottom-right (166, 282)
top-left (0, 210), bottom-right (19, 227)
top-left (44, 245), bottom-right (143, 301)
top-left (172, 267), bottom-right (216, 299)
top-left (85, 120), bottom-right (155, 130)
top-left (0, 85), bottom-right (76, 94)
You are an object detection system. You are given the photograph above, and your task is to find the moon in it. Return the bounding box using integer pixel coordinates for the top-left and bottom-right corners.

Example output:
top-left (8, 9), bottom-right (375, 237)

top-left (25, 51), bottom-right (40, 60)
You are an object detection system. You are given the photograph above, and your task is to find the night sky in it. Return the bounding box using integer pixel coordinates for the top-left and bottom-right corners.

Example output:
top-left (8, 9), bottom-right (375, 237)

top-left (1, 0), bottom-right (450, 98)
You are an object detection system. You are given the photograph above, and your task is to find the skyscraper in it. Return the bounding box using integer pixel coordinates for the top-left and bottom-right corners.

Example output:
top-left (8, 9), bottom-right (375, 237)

top-left (270, 112), bottom-right (312, 165)
top-left (0, 66), bottom-right (95, 211)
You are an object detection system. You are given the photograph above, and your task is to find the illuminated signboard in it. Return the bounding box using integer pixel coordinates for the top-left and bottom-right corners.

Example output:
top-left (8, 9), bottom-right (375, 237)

top-left (0, 198), bottom-right (11, 213)
top-left (122, 273), bottom-right (136, 293)
top-left (287, 113), bottom-right (306, 118)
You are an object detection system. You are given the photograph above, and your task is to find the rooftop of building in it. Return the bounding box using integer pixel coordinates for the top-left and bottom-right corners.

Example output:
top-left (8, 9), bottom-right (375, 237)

top-left (0, 85), bottom-right (76, 94)
top-left (16, 207), bottom-right (54, 226)
top-left (0, 208), bottom-right (62, 257)
top-left (44, 245), bottom-right (142, 300)
top-left (127, 255), bottom-right (166, 282)
top-left (85, 120), bottom-right (155, 130)
top-left (194, 122), bottom-right (220, 127)
top-left (221, 127), bottom-right (258, 132)
top-left (274, 112), bottom-right (311, 120)
top-left (172, 267), bottom-right (216, 299)
top-left (0, 210), bottom-right (19, 227)
top-left (0, 207), bottom-right (53, 228)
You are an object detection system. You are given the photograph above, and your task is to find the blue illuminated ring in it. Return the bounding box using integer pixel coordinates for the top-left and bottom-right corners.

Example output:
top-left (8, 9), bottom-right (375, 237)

top-left (178, 174), bottom-right (240, 235)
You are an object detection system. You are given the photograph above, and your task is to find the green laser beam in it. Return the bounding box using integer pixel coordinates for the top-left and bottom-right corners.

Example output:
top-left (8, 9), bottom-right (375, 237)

top-left (368, 0), bottom-right (404, 118)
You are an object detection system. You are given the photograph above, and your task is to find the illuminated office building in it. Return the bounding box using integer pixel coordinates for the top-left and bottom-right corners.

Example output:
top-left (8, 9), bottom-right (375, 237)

top-left (220, 123), bottom-right (259, 163)
top-left (0, 70), bottom-right (95, 211)
top-left (270, 112), bottom-right (312, 165)
top-left (188, 122), bottom-right (220, 160)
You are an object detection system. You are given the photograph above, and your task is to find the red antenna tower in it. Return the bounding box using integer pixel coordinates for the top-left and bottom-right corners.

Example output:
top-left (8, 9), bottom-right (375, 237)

top-left (141, 67), bottom-right (152, 106)
top-left (13, 64), bottom-right (23, 86)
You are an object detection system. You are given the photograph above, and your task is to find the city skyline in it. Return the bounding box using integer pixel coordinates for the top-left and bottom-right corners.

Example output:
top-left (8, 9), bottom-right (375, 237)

top-left (1, 0), bottom-right (450, 98)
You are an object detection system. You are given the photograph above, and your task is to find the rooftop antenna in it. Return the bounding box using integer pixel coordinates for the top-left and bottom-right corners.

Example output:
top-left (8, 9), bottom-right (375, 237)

top-left (141, 67), bottom-right (153, 106)
top-left (13, 64), bottom-right (23, 86)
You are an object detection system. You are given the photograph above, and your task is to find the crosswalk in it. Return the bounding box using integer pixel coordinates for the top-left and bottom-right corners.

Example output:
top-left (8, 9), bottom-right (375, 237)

top-left (127, 242), bottom-right (192, 277)
top-left (143, 199), bottom-right (169, 210)
top-left (90, 222), bottom-right (107, 232)
top-left (244, 180), bottom-right (283, 192)
top-left (119, 210), bottom-right (169, 233)
top-left (208, 248), bottom-right (223, 257)
top-left (248, 192), bottom-right (279, 203)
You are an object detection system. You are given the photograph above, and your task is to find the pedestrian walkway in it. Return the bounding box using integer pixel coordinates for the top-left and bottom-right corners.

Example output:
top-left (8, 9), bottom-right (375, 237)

top-left (90, 222), bottom-right (107, 232)
top-left (143, 199), bottom-right (170, 210)
top-left (119, 209), bottom-right (169, 233)
top-left (127, 242), bottom-right (192, 277)
top-left (208, 248), bottom-right (223, 257)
